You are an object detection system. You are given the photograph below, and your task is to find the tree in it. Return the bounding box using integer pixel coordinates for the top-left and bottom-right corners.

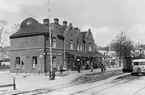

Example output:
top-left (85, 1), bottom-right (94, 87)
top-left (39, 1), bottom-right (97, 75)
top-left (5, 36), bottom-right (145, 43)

top-left (111, 32), bottom-right (134, 66)
top-left (0, 20), bottom-right (8, 46)
top-left (11, 24), bottom-right (20, 34)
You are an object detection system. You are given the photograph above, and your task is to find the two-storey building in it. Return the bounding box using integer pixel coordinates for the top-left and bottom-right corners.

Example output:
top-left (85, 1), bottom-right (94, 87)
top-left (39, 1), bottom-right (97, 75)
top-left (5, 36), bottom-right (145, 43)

top-left (10, 17), bottom-right (98, 73)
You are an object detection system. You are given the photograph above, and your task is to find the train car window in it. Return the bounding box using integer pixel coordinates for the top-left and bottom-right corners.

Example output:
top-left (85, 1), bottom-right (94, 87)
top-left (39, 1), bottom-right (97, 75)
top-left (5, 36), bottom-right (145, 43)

top-left (134, 62), bottom-right (139, 65)
top-left (140, 62), bottom-right (145, 65)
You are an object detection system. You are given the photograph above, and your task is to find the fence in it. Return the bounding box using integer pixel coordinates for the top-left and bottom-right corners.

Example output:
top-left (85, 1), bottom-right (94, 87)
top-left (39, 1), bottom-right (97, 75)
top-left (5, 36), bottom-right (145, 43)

top-left (0, 78), bottom-right (16, 90)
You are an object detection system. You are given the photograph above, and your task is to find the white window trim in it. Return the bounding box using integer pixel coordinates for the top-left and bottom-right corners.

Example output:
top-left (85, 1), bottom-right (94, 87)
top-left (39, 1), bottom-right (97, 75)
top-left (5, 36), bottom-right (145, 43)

top-left (32, 57), bottom-right (37, 68)
top-left (15, 57), bottom-right (20, 68)
top-left (70, 40), bottom-right (73, 49)
top-left (52, 38), bottom-right (57, 48)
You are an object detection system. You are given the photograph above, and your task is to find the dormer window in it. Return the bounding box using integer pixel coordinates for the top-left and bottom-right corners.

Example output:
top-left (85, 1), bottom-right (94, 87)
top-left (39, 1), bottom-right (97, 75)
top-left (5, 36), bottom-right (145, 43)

top-left (26, 21), bottom-right (32, 25)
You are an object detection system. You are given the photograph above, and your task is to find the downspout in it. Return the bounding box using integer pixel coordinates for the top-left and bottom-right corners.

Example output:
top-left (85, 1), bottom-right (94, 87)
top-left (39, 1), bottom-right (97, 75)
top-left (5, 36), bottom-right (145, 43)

top-left (44, 34), bottom-right (47, 74)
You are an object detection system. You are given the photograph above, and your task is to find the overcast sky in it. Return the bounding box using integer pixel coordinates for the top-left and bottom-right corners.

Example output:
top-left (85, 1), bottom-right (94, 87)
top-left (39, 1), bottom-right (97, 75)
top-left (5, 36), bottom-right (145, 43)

top-left (1, 0), bottom-right (145, 47)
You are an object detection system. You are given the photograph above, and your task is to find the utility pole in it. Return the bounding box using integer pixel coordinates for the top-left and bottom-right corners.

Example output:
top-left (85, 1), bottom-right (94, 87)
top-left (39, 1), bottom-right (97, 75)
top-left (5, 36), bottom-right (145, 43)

top-left (48, 0), bottom-right (54, 80)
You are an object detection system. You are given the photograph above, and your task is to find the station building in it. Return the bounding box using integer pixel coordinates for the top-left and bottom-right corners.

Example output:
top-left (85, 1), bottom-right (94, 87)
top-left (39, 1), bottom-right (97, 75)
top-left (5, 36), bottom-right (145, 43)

top-left (9, 17), bottom-right (103, 73)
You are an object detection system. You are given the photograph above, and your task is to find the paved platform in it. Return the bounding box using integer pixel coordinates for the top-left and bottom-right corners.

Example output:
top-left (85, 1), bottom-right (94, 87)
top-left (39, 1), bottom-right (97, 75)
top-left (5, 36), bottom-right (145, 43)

top-left (0, 67), bottom-right (123, 95)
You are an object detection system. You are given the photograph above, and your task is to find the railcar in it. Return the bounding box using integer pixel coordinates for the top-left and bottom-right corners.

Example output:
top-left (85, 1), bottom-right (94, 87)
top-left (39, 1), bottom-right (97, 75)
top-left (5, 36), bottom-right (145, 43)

top-left (131, 59), bottom-right (145, 76)
top-left (122, 56), bottom-right (133, 72)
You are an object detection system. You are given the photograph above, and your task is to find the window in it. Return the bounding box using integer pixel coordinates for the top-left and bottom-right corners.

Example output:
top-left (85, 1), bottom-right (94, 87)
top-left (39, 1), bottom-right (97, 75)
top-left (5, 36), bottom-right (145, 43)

top-left (140, 62), bottom-right (145, 65)
top-left (32, 56), bottom-right (37, 68)
top-left (89, 43), bottom-right (92, 51)
top-left (70, 40), bottom-right (73, 49)
top-left (52, 56), bottom-right (57, 68)
top-left (15, 57), bottom-right (20, 68)
top-left (134, 62), bottom-right (139, 65)
top-left (77, 42), bottom-right (79, 50)
top-left (80, 43), bottom-right (83, 51)
top-left (52, 38), bottom-right (56, 48)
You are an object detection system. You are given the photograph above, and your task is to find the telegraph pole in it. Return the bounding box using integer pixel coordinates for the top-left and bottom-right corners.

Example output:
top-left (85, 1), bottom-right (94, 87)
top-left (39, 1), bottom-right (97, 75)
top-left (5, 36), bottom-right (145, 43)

top-left (48, 0), bottom-right (54, 80)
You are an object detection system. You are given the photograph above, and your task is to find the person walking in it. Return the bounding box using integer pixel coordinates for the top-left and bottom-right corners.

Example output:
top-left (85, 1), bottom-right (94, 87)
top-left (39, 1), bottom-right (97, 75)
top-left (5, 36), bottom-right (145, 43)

top-left (90, 62), bottom-right (94, 72)
top-left (100, 63), bottom-right (104, 72)
top-left (77, 62), bottom-right (81, 73)
top-left (60, 65), bottom-right (63, 74)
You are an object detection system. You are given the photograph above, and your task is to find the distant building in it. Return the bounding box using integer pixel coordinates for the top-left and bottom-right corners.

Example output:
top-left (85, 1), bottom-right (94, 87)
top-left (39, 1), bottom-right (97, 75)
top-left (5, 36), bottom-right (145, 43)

top-left (9, 17), bottom-right (99, 73)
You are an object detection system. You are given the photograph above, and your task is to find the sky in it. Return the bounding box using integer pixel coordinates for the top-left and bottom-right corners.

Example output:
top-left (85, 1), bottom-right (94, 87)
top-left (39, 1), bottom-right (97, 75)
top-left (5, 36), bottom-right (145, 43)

top-left (1, 0), bottom-right (145, 47)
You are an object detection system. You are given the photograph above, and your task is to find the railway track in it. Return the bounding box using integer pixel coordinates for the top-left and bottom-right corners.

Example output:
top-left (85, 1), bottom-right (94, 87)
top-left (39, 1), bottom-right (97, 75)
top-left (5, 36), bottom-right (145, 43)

top-left (70, 75), bottom-right (141, 95)
top-left (10, 70), bottom-right (123, 95)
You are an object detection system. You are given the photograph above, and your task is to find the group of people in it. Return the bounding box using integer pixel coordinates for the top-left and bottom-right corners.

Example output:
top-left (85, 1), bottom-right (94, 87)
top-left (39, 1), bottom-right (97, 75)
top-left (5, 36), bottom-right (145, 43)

top-left (76, 60), bottom-right (106, 73)
top-left (58, 60), bottom-right (107, 74)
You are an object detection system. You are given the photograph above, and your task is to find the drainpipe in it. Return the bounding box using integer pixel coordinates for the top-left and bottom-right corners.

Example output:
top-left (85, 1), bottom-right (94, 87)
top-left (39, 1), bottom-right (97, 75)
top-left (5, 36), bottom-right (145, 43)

top-left (44, 35), bottom-right (47, 74)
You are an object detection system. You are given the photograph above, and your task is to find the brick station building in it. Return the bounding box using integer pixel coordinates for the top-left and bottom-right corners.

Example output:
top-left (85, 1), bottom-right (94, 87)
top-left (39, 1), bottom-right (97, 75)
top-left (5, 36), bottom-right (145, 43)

top-left (9, 17), bottom-right (103, 73)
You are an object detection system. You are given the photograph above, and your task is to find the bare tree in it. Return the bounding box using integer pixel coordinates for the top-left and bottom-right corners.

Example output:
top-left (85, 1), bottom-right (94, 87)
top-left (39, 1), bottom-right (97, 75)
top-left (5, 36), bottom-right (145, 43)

top-left (111, 32), bottom-right (134, 66)
top-left (0, 20), bottom-right (8, 46)
top-left (11, 24), bottom-right (20, 34)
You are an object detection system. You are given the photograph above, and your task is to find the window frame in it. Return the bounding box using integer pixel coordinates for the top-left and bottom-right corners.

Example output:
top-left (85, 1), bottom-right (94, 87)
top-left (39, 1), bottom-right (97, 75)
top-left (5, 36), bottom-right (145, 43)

top-left (15, 57), bottom-right (21, 68)
top-left (70, 40), bottom-right (73, 49)
top-left (80, 43), bottom-right (83, 51)
top-left (77, 42), bottom-right (79, 50)
top-left (89, 43), bottom-right (92, 51)
top-left (32, 56), bottom-right (38, 68)
top-left (52, 37), bottom-right (57, 48)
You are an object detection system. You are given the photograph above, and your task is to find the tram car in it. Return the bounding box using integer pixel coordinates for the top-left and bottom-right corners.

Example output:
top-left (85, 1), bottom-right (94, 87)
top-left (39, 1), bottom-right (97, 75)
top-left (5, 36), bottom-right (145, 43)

top-left (122, 56), bottom-right (133, 73)
top-left (131, 59), bottom-right (145, 76)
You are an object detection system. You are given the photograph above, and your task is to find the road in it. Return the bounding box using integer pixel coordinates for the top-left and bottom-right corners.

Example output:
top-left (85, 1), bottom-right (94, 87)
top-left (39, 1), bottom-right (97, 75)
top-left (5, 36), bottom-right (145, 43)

top-left (45, 75), bottom-right (145, 95)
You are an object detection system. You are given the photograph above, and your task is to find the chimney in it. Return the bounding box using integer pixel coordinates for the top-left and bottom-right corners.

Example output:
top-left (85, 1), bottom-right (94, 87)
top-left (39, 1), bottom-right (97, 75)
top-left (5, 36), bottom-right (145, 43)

top-left (43, 18), bottom-right (49, 26)
top-left (63, 21), bottom-right (67, 26)
top-left (88, 29), bottom-right (91, 32)
top-left (54, 18), bottom-right (59, 25)
top-left (74, 27), bottom-right (79, 31)
top-left (68, 23), bottom-right (73, 29)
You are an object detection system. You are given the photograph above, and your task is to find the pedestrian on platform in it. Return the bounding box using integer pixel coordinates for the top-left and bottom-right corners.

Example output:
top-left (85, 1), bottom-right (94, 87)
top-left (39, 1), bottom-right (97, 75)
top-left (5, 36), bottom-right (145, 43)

top-left (100, 63), bottom-right (104, 72)
top-left (90, 62), bottom-right (94, 72)
top-left (77, 62), bottom-right (81, 73)
top-left (60, 65), bottom-right (63, 74)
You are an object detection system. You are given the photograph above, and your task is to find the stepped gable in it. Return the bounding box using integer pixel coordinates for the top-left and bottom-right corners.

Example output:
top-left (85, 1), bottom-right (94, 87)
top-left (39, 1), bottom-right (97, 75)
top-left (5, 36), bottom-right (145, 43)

top-left (10, 17), bottom-right (49, 39)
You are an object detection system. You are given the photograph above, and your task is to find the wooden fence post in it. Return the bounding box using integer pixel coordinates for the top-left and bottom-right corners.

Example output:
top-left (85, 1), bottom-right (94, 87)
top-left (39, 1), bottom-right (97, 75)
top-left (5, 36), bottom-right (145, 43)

top-left (13, 78), bottom-right (16, 90)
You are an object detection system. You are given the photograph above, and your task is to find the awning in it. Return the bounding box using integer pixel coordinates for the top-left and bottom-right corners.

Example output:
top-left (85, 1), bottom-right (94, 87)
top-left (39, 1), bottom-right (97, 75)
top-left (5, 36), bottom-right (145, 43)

top-left (86, 51), bottom-right (111, 58)
top-left (66, 50), bottom-right (111, 58)
top-left (66, 51), bottom-right (88, 57)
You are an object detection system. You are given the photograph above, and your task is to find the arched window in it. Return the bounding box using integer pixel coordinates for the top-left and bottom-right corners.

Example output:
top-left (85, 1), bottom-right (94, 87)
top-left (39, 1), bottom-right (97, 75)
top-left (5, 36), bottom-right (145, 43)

top-left (89, 43), bottom-right (92, 51)
top-left (32, 56), bottom-right (37, 68)
top-left (52, 37), bottom-right (56, 48)
top-left (70, 40), bottom-right (73, 49)
top-left (15, 57), bottom-right (20, 67)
